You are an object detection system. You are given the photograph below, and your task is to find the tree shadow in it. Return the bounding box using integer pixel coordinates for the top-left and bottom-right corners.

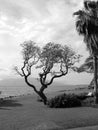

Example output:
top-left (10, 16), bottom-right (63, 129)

top-left (0, 99), bottom-right (22, 108)
top-left (0, 107), bottom-right (11, 110)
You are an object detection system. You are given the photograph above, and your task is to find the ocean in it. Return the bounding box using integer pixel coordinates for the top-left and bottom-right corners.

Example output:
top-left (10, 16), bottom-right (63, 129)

top-left (0, 78), bottom-right (88, 98)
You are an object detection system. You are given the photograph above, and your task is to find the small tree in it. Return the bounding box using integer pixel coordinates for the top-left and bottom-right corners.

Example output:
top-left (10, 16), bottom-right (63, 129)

top-left (15, 41), bottom-right (81, 105)
top-left (37, 42), bottom-right (81, 104)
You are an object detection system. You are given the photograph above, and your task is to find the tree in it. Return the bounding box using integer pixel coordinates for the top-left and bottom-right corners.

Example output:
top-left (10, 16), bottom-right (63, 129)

top-left (77, 56), bottom-right (93, 73)
top-left (76, 56), bottom-right (98, 89)
top-left (15, 41), bottom-right (80, 105)
top-left (73, 0), bottom-right (98, 103)
top-left (36, 42), bottom-right (81, 104)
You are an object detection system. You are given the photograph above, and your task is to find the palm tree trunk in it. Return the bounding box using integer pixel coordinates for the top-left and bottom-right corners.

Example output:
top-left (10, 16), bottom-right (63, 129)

top-left (93, 55), bottom-right (98, 104)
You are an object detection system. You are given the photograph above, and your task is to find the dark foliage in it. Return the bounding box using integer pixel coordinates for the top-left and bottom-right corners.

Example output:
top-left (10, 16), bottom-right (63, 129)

top-left (82, 97), bottom-right (95, 106)
top-left (47, 93), bottom-right (82, 108)
top-left (0, 98), bottom-right (22, 107)
top-left (76, 92), bottom-right (88, 100)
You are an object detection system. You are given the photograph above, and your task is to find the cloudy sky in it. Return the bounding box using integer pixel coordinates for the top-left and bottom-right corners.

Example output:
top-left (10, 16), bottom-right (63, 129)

top-left (0, 0), bottom-right (92, 84)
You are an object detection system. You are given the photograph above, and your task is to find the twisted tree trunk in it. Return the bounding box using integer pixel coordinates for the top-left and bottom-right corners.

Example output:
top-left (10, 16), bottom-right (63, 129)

top-left (38, 85), bottom-right (48, 105)
top-left (93, 55), bottom-right (98, 104)
top-left (24, 76), bottom-right (47, 104)
top-left (38, 91), bottom-right (47, 105)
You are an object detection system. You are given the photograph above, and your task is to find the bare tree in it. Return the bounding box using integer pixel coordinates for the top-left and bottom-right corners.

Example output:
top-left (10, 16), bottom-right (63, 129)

top-left (15, 41), bottom-right (81, 105)
top-left (37, 42), bottom-right (81, 104)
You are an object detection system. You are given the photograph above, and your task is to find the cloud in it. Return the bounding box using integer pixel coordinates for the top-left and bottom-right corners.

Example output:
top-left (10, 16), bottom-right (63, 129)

top-left (0, 0), bottom-right (49, 21)
top-left (0, 0), bottom-right (83, 43)
top-left (0, 0), bottom-right (89, 82)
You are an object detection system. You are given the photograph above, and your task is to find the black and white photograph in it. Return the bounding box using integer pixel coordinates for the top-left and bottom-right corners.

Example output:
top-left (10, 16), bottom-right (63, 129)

top-left (0, 0), bottom-right (98, 130)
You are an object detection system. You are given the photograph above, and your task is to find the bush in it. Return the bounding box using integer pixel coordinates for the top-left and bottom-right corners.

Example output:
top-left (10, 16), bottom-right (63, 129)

top-left (47, 93), bottom-right (81, 108)
top-left (82, 97), bottom-right (95, 106)
top-left (76, 92), bottom-right (88, 100)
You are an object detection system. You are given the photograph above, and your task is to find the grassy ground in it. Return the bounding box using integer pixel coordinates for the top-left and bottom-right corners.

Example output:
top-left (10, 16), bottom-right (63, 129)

top-left (0, 88), bottom-right (98, 130)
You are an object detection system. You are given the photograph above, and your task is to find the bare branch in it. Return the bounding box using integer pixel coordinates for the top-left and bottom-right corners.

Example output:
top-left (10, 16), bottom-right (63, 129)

top-left (39, 72), bottom-right (48, 86)
top-left (14, 66), bottom-right (24, 77)
top-left (26, 63), bottom-right (31, 77)
top-left (47, 65), bottom-right (68, 86)
top-left (24, 76), bottom-right (38, 94)
top-left (21, 61), bottom-right (27, 77)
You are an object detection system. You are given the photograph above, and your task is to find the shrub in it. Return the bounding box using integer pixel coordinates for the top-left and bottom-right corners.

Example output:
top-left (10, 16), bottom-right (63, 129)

top-left (76, 92), bottom-right (88, 100)
top-left (47, 93), bottom-right (81, 108)
top-left (82, 97), bottom-right (95, 106)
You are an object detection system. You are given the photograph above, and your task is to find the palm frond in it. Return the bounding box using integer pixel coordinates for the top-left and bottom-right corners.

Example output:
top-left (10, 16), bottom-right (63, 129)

top-left (77, 56), bottom-right (93, 73)
top-left (74, 0), bottom-right (98, 55)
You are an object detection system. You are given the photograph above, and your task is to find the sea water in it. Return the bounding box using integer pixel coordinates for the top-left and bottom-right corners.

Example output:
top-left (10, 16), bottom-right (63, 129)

top-left (0, 78), bottom-right (88, 98)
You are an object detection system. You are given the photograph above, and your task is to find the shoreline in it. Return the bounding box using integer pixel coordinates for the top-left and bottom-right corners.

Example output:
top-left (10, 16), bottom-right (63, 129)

top-left (0, 85), bottom-right (90, 101)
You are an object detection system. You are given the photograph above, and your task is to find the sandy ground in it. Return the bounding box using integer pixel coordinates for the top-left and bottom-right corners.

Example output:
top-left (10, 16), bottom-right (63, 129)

top-left (0, 90), bottom-right (98, 130)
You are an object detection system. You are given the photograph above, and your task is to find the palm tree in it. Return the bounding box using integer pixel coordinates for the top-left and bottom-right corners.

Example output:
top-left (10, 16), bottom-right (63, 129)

top-left (76, 56), bottom-right (94, 88)
top-left (77, 56), bottom-right (93, 73)
top-left (76, 56), bottom-right (98, 89)
top-left (74, 0), bottom-right (98, 103)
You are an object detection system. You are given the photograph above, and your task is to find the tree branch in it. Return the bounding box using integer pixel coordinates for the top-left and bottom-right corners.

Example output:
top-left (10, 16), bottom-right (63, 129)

top-left (24, 76), bottom-right (38, 94)
top-left (14, 66), bottom-right (24, 77)
top-left (39, 72), bottom-right (48, 86)
top-left (21, 61), bottom-right (27, 77)
top-left (39, 73), bottom-right (45, 86)
top-left (47, 65), bottom-right (68, 86)
top-left (39, 84), bottom-right (47, 93)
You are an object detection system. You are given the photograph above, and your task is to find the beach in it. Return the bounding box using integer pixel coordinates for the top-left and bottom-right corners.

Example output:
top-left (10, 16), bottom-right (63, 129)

top-left (0, 88), bottom-right (98, 130)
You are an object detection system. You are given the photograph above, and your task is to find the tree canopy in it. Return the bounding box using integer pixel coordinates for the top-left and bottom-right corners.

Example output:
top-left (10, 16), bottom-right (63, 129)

top-left (37, 42), bottom-right (81, 87)
top-left (15, 41), bottom-right (81, 104)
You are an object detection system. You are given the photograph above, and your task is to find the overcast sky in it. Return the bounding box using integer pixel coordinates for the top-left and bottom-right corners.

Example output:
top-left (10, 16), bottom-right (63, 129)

top-left (0, 0), bottom-right (92, 84)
